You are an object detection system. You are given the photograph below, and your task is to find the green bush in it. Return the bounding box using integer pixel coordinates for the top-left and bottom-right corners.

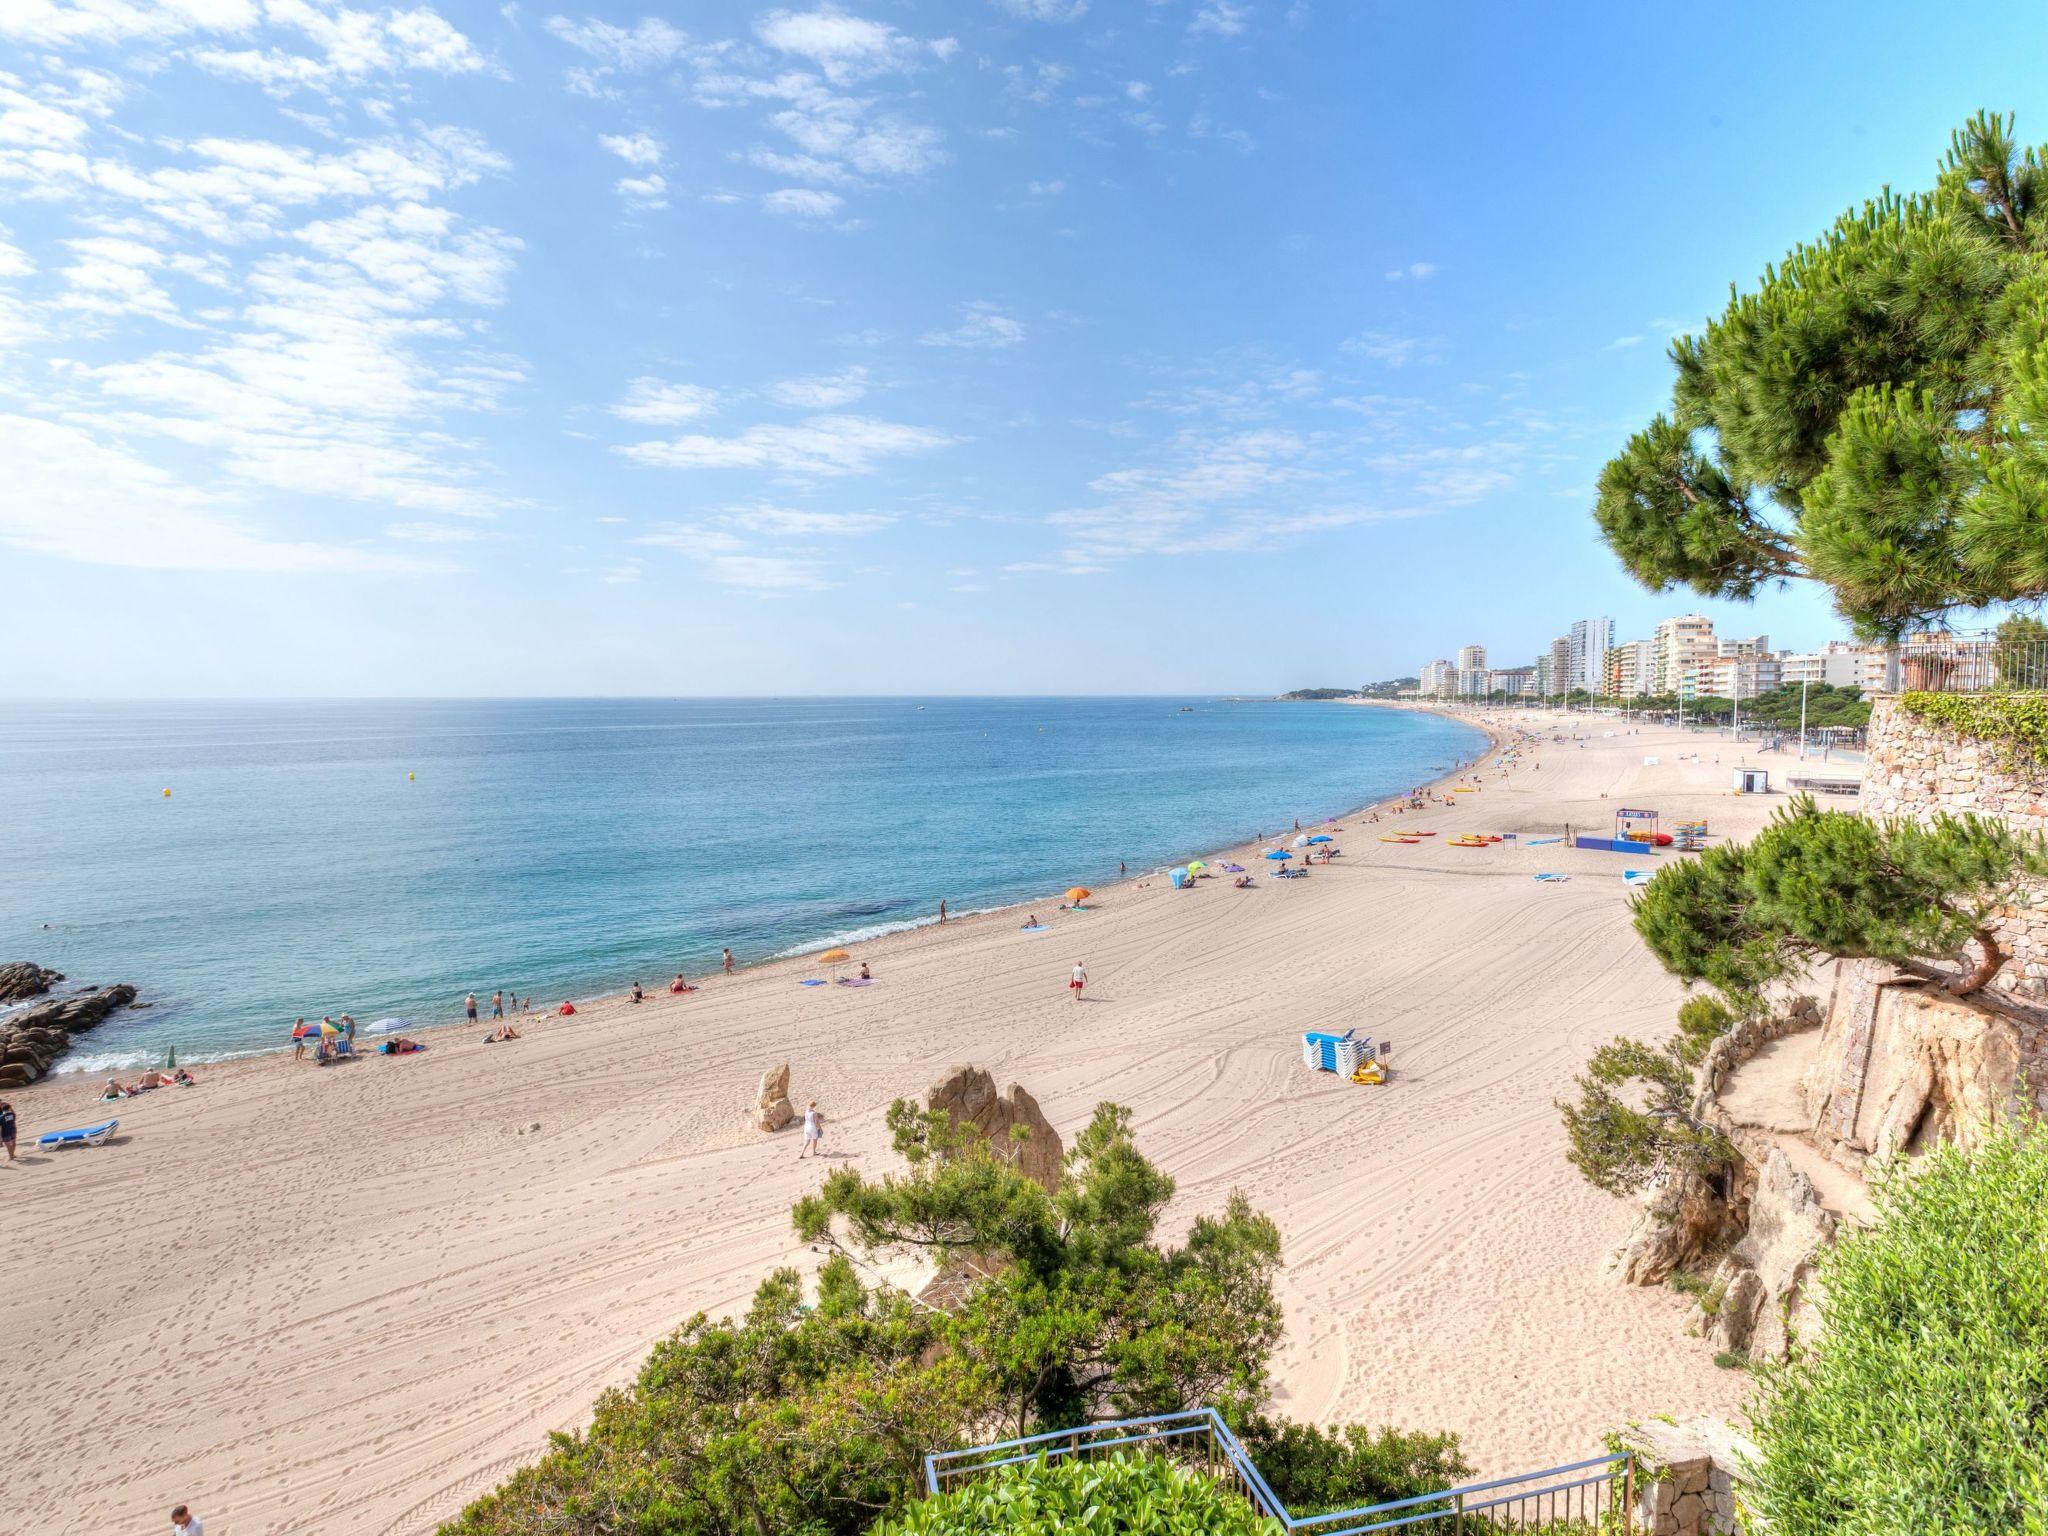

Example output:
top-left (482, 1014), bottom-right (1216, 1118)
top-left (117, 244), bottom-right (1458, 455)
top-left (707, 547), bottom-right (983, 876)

top-left (872, 1455), bottom-right (1282, 1536)
top-left (1900, 689), bottom-right (2048, 764)
top-left (1233, 1417), bottom-right (1470, 1516)
top-left (1746, 1118), bottom-right (2048, 1535)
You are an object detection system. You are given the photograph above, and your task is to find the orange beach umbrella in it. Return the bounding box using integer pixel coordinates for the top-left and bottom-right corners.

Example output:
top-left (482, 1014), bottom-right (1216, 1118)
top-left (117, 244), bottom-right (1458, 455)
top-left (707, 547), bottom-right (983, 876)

top-left (1065, 887), bottom-right (1091, 907)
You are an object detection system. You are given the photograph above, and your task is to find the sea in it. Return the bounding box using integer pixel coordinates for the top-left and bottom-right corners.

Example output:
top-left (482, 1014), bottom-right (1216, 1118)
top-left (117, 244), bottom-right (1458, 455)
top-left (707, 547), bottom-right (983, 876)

top-left (0, 698), bottom-right (1485, 1068)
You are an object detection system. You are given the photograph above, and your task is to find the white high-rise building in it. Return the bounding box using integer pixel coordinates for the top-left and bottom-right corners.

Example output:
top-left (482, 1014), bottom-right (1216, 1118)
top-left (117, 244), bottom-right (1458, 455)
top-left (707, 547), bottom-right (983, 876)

top-left (1419, 658), bottom-right (1456, 697)
top-left (1457, 644), bottom-right (1487, 673)
top-left (1780, 642), bottom-right (1863, 688)
top-left (1653, 614), bottom-right (1718, 695)
top-left (1568, 618), bottom-right (1615, 692)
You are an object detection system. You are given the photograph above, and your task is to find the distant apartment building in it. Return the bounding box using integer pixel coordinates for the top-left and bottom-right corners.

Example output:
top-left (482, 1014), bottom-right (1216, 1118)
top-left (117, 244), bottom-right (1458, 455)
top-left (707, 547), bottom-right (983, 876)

top-left (1419, 658), bottom-right (1456, 697)
top-left (1457, 644), bottom-right (1488, 673)
top-left (1653, 614), bottom-right (1718, 695)
top-left (1488, 666), bottom-right (1536, 696)
top-left (1780, 642), bottom-right (1864, 689)
top-left (1700, 653), bottom-right (1782, 700)
top-left (1604, 638), bottom-right (1657, 698)
top-left (1546, 636), bottom-right (1574, 693)
top-left (1456, 668), bottom-right (1489, 696)
top-left (1568, 617), bottom-right (1615, 692)
top-left (1718, 633), bottom-right (1770, 658)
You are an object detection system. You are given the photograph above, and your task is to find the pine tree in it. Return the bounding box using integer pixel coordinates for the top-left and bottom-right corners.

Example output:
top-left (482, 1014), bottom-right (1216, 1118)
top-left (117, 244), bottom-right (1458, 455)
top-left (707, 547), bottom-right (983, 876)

top-left (1595, 113), bottom-right (2048, 638)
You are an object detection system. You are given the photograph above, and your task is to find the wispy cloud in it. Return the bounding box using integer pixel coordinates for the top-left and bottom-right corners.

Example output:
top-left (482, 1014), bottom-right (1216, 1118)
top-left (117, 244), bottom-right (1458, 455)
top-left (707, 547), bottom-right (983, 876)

top-left (618, 414), bottom-right (951, 476)
top-left (612, 378), bottom-right (718, 424)
top-left (921, 301), bottom-right (1025, 348)
top-left (768, 365), bottom-right (869, 408)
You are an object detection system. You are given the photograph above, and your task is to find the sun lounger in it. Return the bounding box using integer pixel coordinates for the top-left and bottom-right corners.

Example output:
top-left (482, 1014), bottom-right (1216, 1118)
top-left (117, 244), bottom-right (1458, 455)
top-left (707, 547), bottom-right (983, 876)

top-left (39, 1118), bottom-right (118, 1150)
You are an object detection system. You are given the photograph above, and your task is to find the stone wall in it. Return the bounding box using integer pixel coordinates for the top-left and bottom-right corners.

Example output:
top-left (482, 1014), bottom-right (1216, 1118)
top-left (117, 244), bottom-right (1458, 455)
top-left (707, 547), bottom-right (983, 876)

top-left (1860, 693), bottom-right (2048, 1006)
top-left (1621, 1417), bottom-right (1754, 1536)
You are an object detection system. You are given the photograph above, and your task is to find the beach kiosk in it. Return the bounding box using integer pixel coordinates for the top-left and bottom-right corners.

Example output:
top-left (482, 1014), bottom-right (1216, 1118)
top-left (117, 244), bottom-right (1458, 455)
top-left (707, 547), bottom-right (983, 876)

top-left (1733, 768), bottom-right (1769, 795)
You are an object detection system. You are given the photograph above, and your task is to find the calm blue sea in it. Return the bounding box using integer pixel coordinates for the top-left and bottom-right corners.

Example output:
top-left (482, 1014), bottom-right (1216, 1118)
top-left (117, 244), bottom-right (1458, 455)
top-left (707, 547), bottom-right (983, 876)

top-left (0, 698), bottom-right (1483, 1068)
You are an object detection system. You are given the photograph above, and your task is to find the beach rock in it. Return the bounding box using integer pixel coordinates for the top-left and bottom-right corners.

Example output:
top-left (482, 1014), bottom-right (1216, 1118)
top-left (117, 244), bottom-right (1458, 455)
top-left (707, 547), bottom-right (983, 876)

top-left (0, 981), bottom-right (139, 1084)
top-left (1688, 1146), bottom-right (1835, 1361)
top-left (756, 1063), bottom-right (795, 1133)
top-left (0, 961), bottom-right (62, 1002)
top-left (926, 1065), bottom-right (1064, 1191)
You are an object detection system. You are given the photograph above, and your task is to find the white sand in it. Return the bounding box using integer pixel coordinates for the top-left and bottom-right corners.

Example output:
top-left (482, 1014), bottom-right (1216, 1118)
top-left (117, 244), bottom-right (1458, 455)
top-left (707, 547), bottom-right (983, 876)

top-left (0, 710), bottom-right (1796, 1533)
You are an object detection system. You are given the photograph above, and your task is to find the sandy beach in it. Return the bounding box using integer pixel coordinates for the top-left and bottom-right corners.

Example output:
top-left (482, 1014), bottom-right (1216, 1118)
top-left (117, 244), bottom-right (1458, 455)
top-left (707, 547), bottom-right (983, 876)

top-left (0, 708), bottom-right (1801, 1533)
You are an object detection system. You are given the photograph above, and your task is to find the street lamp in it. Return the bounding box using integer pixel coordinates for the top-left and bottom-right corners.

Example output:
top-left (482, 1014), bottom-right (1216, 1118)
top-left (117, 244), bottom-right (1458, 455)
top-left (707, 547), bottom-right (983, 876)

top-left (1797, 678), bottom-right (1810, 760)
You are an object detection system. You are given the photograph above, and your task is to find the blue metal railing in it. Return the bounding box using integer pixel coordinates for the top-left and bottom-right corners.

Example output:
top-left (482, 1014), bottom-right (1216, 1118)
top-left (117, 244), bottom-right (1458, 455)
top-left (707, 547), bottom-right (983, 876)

top-left (925, 1408), bottom-right (1631, 1532)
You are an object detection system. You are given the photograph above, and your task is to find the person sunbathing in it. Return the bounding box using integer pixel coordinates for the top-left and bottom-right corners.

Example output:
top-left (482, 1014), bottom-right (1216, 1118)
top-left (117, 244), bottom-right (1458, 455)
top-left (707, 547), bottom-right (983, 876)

top-left (486, 1023), bottom-right (522, 1042)
top-left (558, 1001), bottom-right (576, 1016)
top-left (670, 973), bottom-right (694, 994)
top-left (381, 1037), bottom-right (425, 1055)
top-left (101, 1077), bottom-right (131, 1099)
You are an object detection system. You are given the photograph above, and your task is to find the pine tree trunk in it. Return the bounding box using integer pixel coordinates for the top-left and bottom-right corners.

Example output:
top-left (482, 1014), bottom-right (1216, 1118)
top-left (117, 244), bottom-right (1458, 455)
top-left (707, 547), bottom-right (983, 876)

top-left (1946, 926), bottom-right (2004, 996)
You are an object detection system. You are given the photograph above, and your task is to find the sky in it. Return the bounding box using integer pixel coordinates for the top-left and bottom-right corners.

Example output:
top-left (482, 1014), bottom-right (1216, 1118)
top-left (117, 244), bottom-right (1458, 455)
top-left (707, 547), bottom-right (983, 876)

top-left (1, 0), bottom-right (2042, 697)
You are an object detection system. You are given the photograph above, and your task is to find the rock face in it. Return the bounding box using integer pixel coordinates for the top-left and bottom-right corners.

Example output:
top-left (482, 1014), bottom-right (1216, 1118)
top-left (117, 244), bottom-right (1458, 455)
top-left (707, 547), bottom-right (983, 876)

top-left (0, 980), bottom-right (141, 1088)
top-left (1803, 961), bottom-right (2029, 1170)
top-left (1692, 1146), bottom-right (1836, 1360)
top-left (755, 1063), bottom-right (795, 1132)
top-left (1607, 1167), bottom-right (1746, 1287)
top-left (0, 962), bottom-right (62, 1003)
top-left (926, 1065), bottom-right (1064, 1191)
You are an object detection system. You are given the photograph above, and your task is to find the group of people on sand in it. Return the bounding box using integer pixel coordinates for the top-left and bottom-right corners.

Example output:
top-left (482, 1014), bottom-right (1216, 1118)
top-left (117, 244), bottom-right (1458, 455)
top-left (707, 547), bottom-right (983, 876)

top-left (102, 1068), bottom-right (196, 1099)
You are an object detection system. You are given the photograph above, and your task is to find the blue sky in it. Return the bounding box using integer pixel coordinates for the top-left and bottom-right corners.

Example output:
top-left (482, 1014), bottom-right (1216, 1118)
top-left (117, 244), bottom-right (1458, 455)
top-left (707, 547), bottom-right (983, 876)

top-left (1, 0), bottom-right (2040, 696)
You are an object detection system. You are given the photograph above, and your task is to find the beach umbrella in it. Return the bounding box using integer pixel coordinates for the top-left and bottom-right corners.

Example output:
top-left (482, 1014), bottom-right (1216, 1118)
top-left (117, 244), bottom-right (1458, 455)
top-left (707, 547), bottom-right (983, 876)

top-left (1187, 859), bottom-right (1206, 874)
top-left (320, 1020), bottom-right (344, 1036)
top-left (1065, 887), bottom-right (1091, 908)
top-left (292, 1021), bottom-right (322, 1038)
top-left (1292, 834), bottom-right (1310, 848)
top-left (818, 947), bottom-right (851, 981)
top-left (1170, 866), bottom-right (1190, 889)
top-left (1307, 834), bottom-right (1333, 844)
top-left (365, 1017), bottom-right (410, 1035)
top-left (1264, 849), bottom-right (1292, 860)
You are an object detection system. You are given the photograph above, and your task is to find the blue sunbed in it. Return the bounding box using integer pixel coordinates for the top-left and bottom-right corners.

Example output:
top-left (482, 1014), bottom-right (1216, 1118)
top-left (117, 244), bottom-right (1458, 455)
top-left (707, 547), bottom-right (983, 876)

top-left (39, 1118), bottom-right (118, 1150)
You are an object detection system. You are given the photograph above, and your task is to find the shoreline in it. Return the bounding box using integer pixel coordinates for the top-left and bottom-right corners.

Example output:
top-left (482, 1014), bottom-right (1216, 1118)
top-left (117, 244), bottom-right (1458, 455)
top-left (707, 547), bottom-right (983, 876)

top-left (40, 704), bottom-right (1502, 1082)
top-left (9, 707), bottom-right (1787, 1536)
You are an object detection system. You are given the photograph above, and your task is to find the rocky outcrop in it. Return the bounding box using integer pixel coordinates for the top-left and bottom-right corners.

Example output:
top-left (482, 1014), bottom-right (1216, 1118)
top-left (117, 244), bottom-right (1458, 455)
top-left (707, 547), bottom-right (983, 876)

top-left (1691, 1146), bottom-right (1836, 1360)
top-left (927, 1065), bottom-right (1064, 1191)
top-left (755, 1063), bottom-right (795, 1132)
top-left (1803, 961), bottom-right (2032, 1170)
top-left (0, 962), bottom-right (62, 1003)
top-left (0, 982), bottom-right (141, 1088)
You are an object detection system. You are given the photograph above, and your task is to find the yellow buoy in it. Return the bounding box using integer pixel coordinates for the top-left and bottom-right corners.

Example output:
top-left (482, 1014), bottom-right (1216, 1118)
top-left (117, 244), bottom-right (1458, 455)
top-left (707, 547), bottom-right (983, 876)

top-left (408, 772), bottom-right (416, 781)
top-left (162, 788), bottom-right (171, 797)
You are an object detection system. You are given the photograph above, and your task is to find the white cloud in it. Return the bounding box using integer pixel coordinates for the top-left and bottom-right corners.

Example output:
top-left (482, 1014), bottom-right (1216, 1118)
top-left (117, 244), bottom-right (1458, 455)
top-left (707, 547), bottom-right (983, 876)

top-left (767, 365), bottom-right (867, 408)
top-left (613, 377), bottom-right (717, 424)
top-left (0, 412), bottom-right (444, 572)
top-left (1607, 334), bottom-right (1644, 349)
top-left (385, 519), bottom-right (481, 541)
top-left (615, 171), bottom-right (667, 207)
top-left (1026, 177), bottom-right (1064, 197)
top-left (993, 0), bottom-right (1088, 18)
top-left (1383, 261), bottom-right (1436, 281)
top-left (1189, 1), bottom-right (1250, 38)
top-left (920, 301), bottom-right (1024, 349)
top-left (190, 2), bottom-right (488, 95)
top-left (762, 186), bottom-right (842, 218)
top-left (726, 503), bottom-right (890, 535)
top-left (599, 130), bottom-right (665, 167)
top-left (1342, 330), bottom-right (1432, 367)
top-left (755, 8), bottom-right (922, 84)
top-left (618, 413), bottom-right (949, 476)
top-left (542, 13), bottom-right (684, 67)
top-left (1125, 80), bottom-right (1149, 100)
top-left (707, 552), bottom-right (832, 591)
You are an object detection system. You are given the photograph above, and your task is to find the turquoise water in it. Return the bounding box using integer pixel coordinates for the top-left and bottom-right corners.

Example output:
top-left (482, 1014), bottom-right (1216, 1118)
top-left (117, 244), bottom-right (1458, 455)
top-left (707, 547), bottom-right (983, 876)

top-left (0, 698), bottom-right (1484, 1067)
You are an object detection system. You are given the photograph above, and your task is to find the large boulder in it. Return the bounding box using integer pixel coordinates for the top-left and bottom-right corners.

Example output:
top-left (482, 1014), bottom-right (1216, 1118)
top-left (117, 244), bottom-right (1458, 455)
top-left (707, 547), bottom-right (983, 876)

top-left (1691, 1146), bottom-right (1836, 1361)
top-left (0, 962), bottom-right (62, 1002)
top-left (756, 1063), bottom-right (795, 1133)
top-left (926, 1065), bottom-right (1063, 1191)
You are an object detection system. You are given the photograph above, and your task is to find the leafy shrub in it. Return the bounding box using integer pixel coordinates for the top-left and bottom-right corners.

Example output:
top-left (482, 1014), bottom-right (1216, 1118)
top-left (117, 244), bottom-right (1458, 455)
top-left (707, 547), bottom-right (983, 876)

top-left (1901, 689), bottom-right (2048, 765)
top-left (1233, 1417), bottom-right (1470, 1516)
top-left (1746, 1118), bottom-right (2048, 1535)
top-left (874, 1455), bottom-right (1282, 1535)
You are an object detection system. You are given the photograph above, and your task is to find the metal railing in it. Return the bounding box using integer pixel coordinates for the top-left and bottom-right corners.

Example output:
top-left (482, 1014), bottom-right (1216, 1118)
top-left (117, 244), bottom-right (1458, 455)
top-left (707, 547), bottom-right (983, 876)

top-left (925, 1408), bottom-right (1634, 1533)
top-left (1890, 629), bottom-right (2048, 694)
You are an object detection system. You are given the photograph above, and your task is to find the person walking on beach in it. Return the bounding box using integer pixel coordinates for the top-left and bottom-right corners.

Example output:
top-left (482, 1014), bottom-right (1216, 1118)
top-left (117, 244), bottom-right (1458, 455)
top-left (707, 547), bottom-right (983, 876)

top-left (171, 1504), bottom-right (203, 1535)
top-left (492, 990), bottom-right (503, 1020)
top-left (1, 1099), bottom-right (16, 1162)
top-left (939, 899), bottom-right (948, 924)
top-left (293, 1019), bottom-right (307, 1061)
top-left (1069, 959), bottom-right (1087, 1002)
top-left (798, 1101), bottom-right (824, 1158)
top-left (465, 993), bottom-right (478, 1024)
top-left (722, 948), bottom-right (734, 975)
